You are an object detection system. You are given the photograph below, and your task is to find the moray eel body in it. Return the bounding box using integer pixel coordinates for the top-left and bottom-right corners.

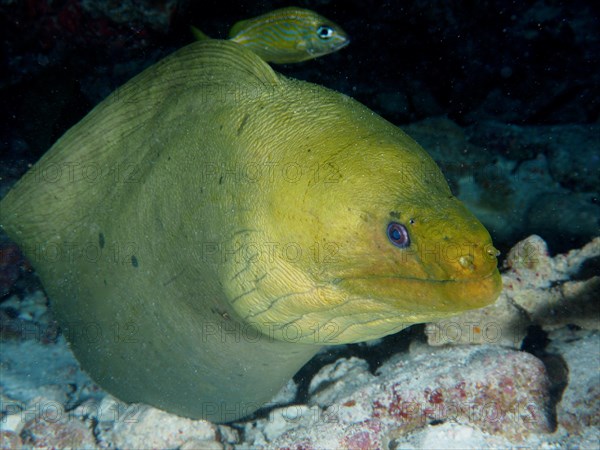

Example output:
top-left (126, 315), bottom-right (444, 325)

top-left (0, 41), bottom-right (501, 422)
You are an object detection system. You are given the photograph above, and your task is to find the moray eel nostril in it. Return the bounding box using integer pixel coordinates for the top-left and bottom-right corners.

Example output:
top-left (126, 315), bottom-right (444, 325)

top-left (0, 40), bottom-right (501, 422)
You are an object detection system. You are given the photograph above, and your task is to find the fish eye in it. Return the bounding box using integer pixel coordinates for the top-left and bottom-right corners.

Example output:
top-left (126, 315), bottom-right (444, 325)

top-left (387, 222), bottom-right (410, 248)
top-left (317, 25), bottom-right (334, 40)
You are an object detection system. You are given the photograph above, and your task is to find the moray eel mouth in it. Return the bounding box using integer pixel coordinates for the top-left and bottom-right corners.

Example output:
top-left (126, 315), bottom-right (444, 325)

top-left (241, 268), bottom-right (502, 346)
top-left (306, 269), bottom-right (503, 344)
top-left (340, 268), bottom-right (502, 312)
top-left (355, 268), bottom-right (500, 284)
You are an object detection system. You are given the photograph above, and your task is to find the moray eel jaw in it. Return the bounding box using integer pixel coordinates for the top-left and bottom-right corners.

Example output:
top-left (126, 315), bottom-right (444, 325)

top-left (225, 212), bottom-right (503, 346)
top-left (230, 268), bottom-right (502, 346)
top-left (328, 269), bottom-right (502, 343)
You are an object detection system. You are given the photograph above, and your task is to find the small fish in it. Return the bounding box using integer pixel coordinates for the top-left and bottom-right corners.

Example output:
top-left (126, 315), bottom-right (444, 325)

top-left (191, 7), bottom-right (349, 64)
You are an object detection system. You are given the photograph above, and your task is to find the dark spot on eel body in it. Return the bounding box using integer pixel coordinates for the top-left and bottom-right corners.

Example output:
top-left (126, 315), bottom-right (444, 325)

top-left (219, 176), bottom-right (223, 184)
top-left (210, 308), bottom-right (230, 320)
top-left (98, 232), bottom-right (105, 248)
top-left (131, 255), bottom-right (139, 268)
top-left (389, 211), bottom-right (400, 219)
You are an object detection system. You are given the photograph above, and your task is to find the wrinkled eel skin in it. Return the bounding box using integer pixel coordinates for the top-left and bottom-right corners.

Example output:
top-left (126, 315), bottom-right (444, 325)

top-left (0, 41), bottom-right (502, 422)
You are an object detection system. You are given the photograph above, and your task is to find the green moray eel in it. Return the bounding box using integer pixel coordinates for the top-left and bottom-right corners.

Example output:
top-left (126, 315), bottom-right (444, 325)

top-left (0, 41), bottom-right (502, 422)
top-left (191, 7), bottom-right (349, 63)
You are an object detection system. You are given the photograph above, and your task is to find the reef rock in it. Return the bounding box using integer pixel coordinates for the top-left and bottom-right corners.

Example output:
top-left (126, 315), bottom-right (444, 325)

top-left (427, 235), bottom-right (600, 348)
top-left (546, 328), bottom-right (600, 435)
top-left (244, 345), bottom-right (551, 448)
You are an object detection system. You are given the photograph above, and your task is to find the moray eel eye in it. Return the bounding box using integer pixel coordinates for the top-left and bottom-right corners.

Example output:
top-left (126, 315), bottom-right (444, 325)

top-left (387, 222), bottom-right (410, 248)
top-left (317, 25), bottom-right (334, 39)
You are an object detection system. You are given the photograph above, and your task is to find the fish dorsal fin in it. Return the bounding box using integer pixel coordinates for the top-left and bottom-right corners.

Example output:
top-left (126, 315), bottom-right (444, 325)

top-left (0, 40), bottom-right (280, 252)
top-left (229, 18), bottom-right (252, 38)
top-left (190, 25), bottom-right (210, 41)
top-left (229, 7), bottom-right (308, 38)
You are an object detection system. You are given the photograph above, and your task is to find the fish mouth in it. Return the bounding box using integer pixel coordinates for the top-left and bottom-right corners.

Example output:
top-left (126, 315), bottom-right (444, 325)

top-left (336, 38), bottom-right (350, 49)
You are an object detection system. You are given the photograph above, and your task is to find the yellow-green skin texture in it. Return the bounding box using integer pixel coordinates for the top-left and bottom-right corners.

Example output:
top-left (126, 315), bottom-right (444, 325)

top-left (0, 41), bottom-right (502, 422)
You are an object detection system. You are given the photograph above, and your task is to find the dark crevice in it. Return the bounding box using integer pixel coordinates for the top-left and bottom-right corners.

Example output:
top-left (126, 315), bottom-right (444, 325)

top-left (520, 324), bottom-right (550, 355)
top-left (570, 255), bottom-right (600, 281)
top-left (520, 324), bottom-right (570, 433)
top-left (293, 325), bottom-right (419, 405)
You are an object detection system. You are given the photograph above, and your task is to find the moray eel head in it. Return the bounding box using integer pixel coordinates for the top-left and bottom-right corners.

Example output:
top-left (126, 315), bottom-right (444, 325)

top-left (224, 96), bottom-right (502, 345)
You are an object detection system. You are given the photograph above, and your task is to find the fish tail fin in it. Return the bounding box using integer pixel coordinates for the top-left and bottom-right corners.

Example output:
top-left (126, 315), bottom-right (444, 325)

top-left (191, 25), bottom-right (211, 41)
